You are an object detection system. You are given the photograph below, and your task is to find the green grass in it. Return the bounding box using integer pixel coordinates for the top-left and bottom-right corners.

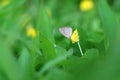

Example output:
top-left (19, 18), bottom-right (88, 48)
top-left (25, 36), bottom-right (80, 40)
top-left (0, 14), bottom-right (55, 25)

top-left (0, 0), bottom-right (120, 80)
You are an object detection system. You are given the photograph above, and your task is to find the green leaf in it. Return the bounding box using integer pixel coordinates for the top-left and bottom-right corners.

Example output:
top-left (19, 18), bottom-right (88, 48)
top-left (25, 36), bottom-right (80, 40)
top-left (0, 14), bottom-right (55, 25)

top-left (18, 48), bottom-right (34, 80)
top-left (0, 42), bottom-right (20, 80)
top-left (36, 2), bottom-right (54, 44)
top-left (62, 49), bottom-right (99, 80)
top-left (83, 48), bottom-right (99, 59)
top-left (38, 49), bottom-right (73, 77)
top-left (43, 68), bottom-right (74, 80)
top-left (97, 0), bottom-right (120, 52)
top-left (40, 34), bottom-right (57, 61)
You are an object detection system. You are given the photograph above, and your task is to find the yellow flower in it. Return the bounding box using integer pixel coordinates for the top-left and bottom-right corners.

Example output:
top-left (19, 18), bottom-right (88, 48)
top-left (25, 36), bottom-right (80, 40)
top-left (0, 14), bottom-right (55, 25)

top-left (27, 24), bottom-right (36, 38)
top-left (80, 0), bottom-right (94, 11)
top-left (71, 29), bottom-right (79, 43)
top-left (1, 0), bottom-right (10, 7)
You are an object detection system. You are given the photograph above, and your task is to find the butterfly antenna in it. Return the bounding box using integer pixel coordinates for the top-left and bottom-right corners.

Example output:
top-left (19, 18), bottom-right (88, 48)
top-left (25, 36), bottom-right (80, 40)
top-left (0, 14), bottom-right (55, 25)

top-left (77, 42), bottom-right (83, 56)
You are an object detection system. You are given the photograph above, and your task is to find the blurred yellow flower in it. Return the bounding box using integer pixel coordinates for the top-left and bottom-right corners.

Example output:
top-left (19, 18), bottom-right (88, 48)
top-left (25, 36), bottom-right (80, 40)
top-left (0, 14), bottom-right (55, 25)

top-left (1, 0), bottom-right (10, 7)
top-left (80, 0), bottom-right (94, 11)
top-left (27, 24), bottom-right (36, 38)
top-left (71, 29), bottom-right (79, 43)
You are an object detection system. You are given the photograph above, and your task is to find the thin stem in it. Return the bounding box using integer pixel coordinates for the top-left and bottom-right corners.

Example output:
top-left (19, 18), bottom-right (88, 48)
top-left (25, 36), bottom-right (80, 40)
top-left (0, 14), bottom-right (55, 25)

top-left (77, 42), bottom-right (83, 56)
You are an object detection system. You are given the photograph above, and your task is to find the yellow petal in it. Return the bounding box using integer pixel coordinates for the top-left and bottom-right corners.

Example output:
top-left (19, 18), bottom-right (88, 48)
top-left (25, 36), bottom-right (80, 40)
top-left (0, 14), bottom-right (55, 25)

top-left (70, 29), bottom-right (79, 43)
top-left (80, 0), bottom-right (94, 11)
top-left (27, 24), bottom-right (36, 38)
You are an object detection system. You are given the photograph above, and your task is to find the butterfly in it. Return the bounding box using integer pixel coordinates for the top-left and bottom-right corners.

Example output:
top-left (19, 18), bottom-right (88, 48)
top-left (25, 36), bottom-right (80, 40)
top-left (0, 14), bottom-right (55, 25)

top-left (59, 27), bottom-right (79, 43)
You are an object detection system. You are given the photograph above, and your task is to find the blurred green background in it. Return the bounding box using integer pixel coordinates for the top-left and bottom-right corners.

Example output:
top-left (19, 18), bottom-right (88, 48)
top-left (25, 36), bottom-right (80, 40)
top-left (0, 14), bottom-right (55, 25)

top-left (0, 0), bottom-right (120, 80)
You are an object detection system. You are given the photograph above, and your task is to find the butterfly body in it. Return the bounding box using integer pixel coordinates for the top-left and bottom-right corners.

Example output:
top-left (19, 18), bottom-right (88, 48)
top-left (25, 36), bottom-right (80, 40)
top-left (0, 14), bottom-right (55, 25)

top-left (59, 27), bottom-right (79, 43)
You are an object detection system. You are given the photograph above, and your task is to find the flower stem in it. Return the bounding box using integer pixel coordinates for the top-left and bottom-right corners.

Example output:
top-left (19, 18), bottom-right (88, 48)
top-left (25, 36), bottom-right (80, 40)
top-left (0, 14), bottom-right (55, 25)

top-left (77, 42), bottom-right (83, 56)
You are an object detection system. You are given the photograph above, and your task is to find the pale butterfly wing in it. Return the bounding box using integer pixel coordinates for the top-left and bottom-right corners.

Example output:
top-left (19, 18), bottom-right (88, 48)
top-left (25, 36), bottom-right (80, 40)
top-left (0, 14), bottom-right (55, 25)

top-left (59, 27), bottom-right (72, 38)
